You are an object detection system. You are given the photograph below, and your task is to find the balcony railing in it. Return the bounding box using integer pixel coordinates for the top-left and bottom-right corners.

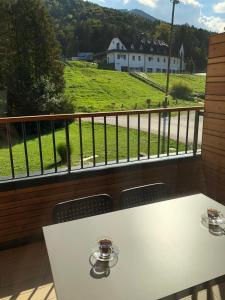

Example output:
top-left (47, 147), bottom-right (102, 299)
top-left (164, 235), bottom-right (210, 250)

top-left (0, 106), bottom-right (204, 182)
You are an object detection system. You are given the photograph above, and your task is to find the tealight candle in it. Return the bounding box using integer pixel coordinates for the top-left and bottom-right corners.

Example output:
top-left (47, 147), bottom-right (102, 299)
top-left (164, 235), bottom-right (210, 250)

top-left (98, 238), bottom-right (113, 258)
top-left (207, 208), bottom-right (220, 219)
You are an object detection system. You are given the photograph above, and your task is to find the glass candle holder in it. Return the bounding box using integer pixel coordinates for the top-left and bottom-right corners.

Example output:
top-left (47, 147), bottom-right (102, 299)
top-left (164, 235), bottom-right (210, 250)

top-left (89, 238), bottom-right (119, 268)
top-left (202, 208), bottom-right (225, 236)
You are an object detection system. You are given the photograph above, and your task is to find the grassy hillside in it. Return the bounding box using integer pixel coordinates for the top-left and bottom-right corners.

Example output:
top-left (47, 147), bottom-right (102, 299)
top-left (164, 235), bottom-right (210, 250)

top-left (0, 121), bottom-right (184, 178)
top-left (146, 73), bottom-right (206, 94)
top-left (64, 62), bottom-right (198, 112)
top-left (65, 62), bottom-right (165, 112)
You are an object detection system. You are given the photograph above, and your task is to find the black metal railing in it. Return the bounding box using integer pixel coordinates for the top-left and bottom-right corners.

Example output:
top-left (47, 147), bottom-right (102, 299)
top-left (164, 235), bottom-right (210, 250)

top-left (0, 106), bottom-right (204, 181)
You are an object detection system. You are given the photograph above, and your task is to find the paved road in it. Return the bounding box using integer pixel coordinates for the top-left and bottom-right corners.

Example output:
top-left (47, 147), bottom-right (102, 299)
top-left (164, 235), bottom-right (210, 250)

top-left (91, 111), bottom-right (203, 145)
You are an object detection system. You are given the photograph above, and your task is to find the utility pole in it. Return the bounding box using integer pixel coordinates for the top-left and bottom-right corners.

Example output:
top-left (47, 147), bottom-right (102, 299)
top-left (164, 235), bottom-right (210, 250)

top-left (161, 0), bottom-right (180, 154)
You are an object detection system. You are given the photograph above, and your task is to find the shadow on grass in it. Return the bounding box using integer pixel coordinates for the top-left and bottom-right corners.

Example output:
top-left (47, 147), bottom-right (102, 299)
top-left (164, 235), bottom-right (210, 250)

top-left (46, 160), bottom-right (64, 169)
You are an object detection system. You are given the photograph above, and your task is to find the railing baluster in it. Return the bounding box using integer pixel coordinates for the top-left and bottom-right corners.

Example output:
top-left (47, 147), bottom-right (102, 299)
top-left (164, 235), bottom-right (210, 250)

top-left (127, 114), bottom-right (130, 162)
top-left (185, 110), bottom-right (190, 154)
top-left (167, 112), bottom-right (171, 156)
top-left (161, 113), bottom-right (167, 155)
top-left (0, 106), bottom-right (203, 183)
top-left (65, 120), bottom-right (71, 173)
top-left (193, 110), bottom-right (200, 156)
top-left (92, 117), bottom-right (96, 167)
top-left (37, 121), bottom-right (44, 175)
top-left (22, 122), bottom-right (29, 177)
top-left (148, 112), bottom-right (151, 159)
top-left (6, 123), bottom-right (15, 179)
top-left (104, 116), bottom-right (107, 165)
top-left (116, 115), bottom-right (119, 163)
top-left (79, 118), bottom-right (83, 169)
top-left (137, 113), bottom-right (140, 160)
top-left (157, 113), bottom-right (161, 158)
top-left (51, 120), bottom-right (57, 173)
top-left (176, 111), bottom-right (181, 155)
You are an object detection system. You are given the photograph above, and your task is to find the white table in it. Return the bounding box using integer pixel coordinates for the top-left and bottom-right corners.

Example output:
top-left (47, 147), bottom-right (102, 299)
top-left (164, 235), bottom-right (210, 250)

top-left (43, 194), bottom-right (225, 300)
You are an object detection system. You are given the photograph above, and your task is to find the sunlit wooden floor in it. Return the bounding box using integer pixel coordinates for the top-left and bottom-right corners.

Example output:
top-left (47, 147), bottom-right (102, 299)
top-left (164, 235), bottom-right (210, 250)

top-left (0, 241), bottom-right (225, 300)
top-left (0, 242), bottom-right (56, 300)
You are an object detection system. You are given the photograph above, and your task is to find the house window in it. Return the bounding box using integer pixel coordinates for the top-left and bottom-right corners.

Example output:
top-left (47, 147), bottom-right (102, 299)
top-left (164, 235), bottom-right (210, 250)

top-left (132, 56), bottom-right (135, 61)
top-left (147, 68), bottom-right (153, 72)
top-left (174, 59), bottom-right (176, 64)
top-left (138, 56), bottom-right (141, 61)
top-left (148, 57), bottom-right (152, 62)
top-left (123, 55), bottom-right (126, 59)
top-left (157, 57), bottom-right (160, 62)
top-left (156, 68), bottom-right (161, 73)
top-left (164, 58), bottom-right (166, 63)
top-left (117, 54), bottom-right (120, 59)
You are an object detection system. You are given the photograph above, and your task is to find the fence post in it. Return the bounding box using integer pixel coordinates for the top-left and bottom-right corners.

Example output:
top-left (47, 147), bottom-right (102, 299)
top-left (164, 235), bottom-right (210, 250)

top-left (65, 120), bottom-right (71, 173)
top-left (193, 110), bottom-right (200, 156)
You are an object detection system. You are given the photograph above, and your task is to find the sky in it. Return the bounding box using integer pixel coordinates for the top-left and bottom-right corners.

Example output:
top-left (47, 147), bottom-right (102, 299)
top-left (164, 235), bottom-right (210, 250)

top-left (88, 0), bottom-right (225, 33)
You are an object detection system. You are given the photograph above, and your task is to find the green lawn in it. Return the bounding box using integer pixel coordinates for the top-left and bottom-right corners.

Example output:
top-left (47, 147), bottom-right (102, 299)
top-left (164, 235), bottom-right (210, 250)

top-left (0, 121), bottom-right (184, 178)
top-left (64, 61), bottom-right (198, 112)
top-left (145, 73), bottom-right (206, 94)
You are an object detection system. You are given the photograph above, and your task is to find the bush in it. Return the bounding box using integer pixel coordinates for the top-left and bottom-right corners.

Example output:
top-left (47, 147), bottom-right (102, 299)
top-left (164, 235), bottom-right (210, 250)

top-left (98, 59), bottom-right (115, 70)
top-left (57, 142), bottom-right (73, 164)
top-left (170, 82), bottom-right (193, 100)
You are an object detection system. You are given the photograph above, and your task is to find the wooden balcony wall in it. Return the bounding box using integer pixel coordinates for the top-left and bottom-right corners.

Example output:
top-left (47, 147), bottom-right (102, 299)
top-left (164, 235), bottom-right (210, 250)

top-left (0, 156), bottom-right (203, 248)
top-left (203, 32), bottom-right (225, 202)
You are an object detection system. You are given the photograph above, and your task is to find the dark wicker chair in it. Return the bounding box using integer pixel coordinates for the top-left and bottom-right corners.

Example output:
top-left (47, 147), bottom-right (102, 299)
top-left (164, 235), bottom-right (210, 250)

top-left (53, 194), bottom-right (113, 223)
top-left (120, 183), bottom-right (167, 209)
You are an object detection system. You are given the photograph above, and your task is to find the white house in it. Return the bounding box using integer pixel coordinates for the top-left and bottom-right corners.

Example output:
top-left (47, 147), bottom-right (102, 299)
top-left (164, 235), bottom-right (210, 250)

top-left (102, 37), bottom-right (185, 73)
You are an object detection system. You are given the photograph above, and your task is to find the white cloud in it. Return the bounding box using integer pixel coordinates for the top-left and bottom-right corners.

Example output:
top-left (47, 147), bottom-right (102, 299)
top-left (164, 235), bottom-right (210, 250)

top-left (137, 0), bottom-right (158, 8)
top-left (199, 13), bottom-right (225, 33)
top-left (122, 0), bottom-right (202, 9)
top-left (122, 0), bottom-right (158, 7)
top-left (214, 2), bottom-right (225, 13)
top-left (180, 0), bottom-right (202, 8)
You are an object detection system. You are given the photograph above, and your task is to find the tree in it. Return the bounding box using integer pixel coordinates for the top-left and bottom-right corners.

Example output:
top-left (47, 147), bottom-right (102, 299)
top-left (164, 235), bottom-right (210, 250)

top-left (0, 0), bottom-right (71, 116)
top-left (154, 22), bottom-right (170, 43)
top-left (186, 58), bottom-right (195, 73)
top-left (173, 24), bottom-right (210, 73)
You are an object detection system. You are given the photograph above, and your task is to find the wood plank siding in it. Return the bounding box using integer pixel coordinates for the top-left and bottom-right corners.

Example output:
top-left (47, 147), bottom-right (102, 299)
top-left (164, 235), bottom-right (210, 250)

top-left (202, 32), bottom-right (225, 203)
top-left (0, 157), bottom-right (203, 248)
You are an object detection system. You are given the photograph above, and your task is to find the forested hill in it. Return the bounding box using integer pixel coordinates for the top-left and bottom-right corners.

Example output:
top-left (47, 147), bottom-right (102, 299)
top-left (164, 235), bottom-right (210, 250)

top-left (44, 0), bottom-right (157, 55)
top-left (44, 0), bottom-right (212, 71)
top-left (129, 9), bottom-right (157, 22)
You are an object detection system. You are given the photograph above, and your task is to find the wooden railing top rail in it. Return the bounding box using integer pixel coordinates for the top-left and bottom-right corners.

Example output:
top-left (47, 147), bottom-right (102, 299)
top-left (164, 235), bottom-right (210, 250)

top-left (0, 106), bottom-right (204, 124)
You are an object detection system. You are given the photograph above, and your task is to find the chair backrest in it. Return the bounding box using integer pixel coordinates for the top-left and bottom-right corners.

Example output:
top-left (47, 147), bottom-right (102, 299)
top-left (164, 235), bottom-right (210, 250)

top-left (53, 194), bottom-right (113, 223)
top-left (120, 183), bottom-right (167, 209)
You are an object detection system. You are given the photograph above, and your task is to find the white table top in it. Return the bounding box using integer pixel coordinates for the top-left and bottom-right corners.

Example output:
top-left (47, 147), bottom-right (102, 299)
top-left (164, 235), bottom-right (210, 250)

top-left (43, 194), bottom-right (225, 300)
